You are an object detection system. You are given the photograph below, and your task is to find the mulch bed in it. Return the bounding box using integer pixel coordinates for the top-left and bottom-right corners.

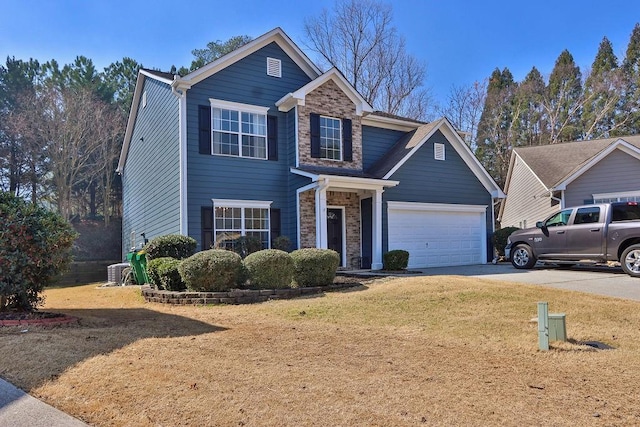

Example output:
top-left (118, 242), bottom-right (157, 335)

top-left (0, 311), bottom-right (78, 327)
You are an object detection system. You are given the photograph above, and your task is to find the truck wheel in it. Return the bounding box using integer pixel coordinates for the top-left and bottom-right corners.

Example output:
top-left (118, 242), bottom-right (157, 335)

top-left (511, 244), bottom-right (536, 269)
top-left (621, 244), bottom-right (640, 277)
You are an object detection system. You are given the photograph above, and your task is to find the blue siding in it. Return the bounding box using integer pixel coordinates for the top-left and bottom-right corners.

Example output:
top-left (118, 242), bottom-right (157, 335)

top-left (121, 77), bottom-right (180, 257)
top-left (382, 130), bottom-right (493, 259)
top-left (186, 42), bottom-right (312, 249)
top-left (362, 125), bottom-right (406, 170)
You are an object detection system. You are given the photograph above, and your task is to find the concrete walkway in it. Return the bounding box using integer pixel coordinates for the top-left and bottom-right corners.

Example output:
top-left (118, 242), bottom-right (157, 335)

top-left (0, 378), bottom-right (88, 427)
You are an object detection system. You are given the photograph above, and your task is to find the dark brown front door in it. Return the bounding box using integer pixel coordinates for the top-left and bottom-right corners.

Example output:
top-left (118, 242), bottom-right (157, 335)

top-left (327, 208), bottom-right (343, 265)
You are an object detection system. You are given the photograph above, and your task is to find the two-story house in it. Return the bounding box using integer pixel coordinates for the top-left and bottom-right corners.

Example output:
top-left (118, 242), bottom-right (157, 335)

top-left (117, 28), bottom-right (504, 270)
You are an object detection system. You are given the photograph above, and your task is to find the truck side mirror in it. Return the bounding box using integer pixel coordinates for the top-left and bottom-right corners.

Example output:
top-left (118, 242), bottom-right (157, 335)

top-left (536, 221), bottom-right (544, 229)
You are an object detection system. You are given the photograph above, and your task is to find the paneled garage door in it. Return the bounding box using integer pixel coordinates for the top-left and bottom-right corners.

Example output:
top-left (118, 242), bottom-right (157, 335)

top-left (387, 202), bottom-right (487, 268)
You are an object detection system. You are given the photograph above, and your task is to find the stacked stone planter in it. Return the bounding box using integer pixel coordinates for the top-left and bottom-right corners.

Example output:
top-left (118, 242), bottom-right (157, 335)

top-left (141, 282), bottom-right (359, 305)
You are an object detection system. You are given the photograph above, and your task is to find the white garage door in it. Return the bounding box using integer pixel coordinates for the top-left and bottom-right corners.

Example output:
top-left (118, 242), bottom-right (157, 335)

top-left (387, 202), bottom-right (487, 268)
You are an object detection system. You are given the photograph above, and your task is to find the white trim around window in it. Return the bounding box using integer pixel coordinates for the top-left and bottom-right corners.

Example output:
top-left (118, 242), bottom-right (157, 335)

top-left (211, 199), bottom-right (273, 249)
top-left (209, 99), bottom-right (270, 160)
top-left (593, 190), bottom-right (640, 203)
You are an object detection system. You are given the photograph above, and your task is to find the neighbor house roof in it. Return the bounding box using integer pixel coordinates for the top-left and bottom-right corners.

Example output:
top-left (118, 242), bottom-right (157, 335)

top-left (512, 135), bottom-right (640, 189)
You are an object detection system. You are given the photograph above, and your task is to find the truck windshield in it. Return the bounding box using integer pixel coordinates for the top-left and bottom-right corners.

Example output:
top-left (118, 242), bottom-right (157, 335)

top-left (612, 203), bottom-right (640, 221)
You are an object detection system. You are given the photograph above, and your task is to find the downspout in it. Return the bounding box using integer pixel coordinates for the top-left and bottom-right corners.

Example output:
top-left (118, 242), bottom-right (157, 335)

top-left (171, 76), bottom-right (188, 235)
top-left (549, 189), bottom-right (563, 209)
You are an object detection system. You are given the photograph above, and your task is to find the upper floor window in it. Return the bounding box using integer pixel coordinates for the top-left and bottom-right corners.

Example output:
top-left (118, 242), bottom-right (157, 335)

top-left (210, 100), bottom-right (269, 160)
top-left (320, 116), bottom-right (342, 160)
top-left (310, 113), bottom-right (353, 162)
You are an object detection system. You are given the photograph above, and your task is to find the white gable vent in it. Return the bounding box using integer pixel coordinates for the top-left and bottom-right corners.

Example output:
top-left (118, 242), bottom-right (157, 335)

top-left (267, 57), bottom-right (282, 78)
top-left (434, 143), bottom-right (445, 161)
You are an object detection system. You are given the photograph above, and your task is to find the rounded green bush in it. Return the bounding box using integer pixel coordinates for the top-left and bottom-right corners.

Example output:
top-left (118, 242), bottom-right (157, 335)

top-left (147, 257), bottom-right (185, 291)
top-left (243, 249), bottom-right (293, 289)
top-left (291, 248), bottom-right (340, 287)
top-left (0, 191), bottom-right (77, 311)
top-left (178, 249), bottom-right (243, 292)
top-left (143, 234), bottom-right (197, 261)
top-left (493, 226), bottom-right (520, 257)
top-left (383, 249), bottom-right (409, 271)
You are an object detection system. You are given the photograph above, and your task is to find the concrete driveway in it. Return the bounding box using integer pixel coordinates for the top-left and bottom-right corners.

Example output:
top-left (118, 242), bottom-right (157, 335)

top-left (410, 263), bottom-right (640, 302)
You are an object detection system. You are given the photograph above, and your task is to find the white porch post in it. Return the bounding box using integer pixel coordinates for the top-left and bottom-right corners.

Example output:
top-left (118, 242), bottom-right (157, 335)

top-left (371, 188), bottom-right (384, 270)
top-left (315, 181), bottom-right (328, 248)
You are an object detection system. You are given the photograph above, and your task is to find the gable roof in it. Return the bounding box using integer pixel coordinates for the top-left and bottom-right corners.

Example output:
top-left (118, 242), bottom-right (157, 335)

top-left (276, 67), bottom-right (373, 116)
top-left (368, 117), bottom-right (505, 197)
top-left (511, 136), bottom-right (640, 190)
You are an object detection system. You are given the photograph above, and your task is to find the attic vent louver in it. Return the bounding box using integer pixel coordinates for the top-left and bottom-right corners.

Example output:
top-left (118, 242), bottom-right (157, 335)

top-left (267, 57), bottom-right (282, 78)
top-left (434, 143), bottom-right (445, 161)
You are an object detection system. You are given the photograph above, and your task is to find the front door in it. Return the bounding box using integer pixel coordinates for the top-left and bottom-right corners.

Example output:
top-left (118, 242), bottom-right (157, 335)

top-left (327, 208), bottom-right (344, 266)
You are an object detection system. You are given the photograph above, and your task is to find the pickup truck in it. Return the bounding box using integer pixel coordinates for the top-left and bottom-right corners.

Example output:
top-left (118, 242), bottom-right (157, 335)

top-left (505, 202), bottom-right (640, 277)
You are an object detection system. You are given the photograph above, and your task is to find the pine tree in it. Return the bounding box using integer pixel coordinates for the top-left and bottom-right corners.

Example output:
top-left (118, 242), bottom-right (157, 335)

top-left (544, 50), bottom-right (583, 142)
top-left (476, 68), bottom-right (518, 187)
top-left (621, 23), bottom-right (640, 134)
top-left (514, 67), bottom-right (546, 146)
top-left (582, 37), bottom-right (621, 139)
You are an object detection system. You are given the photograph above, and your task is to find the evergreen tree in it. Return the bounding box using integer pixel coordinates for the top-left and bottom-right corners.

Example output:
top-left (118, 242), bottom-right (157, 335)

top-left (582, 37), bottom-right (621, 139)
top-left (476, 68), bottom-right (518, 187)
top-left (514, 67), bottom-right (546, 146)
top-left (622, 23), bottom-right (640, 134)
top-left (544, 50), bottom-right (583, 142)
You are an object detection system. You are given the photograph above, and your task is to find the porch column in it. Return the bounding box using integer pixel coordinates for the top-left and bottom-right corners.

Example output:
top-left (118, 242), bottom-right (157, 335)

top-left (371, 188), bottom-right (384, 270)
top-left (315, 181), bottom-right (328, 248)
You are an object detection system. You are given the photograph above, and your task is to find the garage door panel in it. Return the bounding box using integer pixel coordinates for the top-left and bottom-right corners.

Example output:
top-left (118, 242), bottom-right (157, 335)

top-left (388, 204), bottom-right (486, 269)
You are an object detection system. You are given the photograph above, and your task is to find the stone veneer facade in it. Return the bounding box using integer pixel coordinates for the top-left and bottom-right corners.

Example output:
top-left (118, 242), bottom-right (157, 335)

top-left (299, 190), bottom-right (362, 269)
top-left (297, 80), bottom-right (363, 170)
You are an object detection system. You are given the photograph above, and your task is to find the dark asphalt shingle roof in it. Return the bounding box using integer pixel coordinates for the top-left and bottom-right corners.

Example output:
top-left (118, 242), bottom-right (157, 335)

top-left (514, 136), bottom-right (640, 187)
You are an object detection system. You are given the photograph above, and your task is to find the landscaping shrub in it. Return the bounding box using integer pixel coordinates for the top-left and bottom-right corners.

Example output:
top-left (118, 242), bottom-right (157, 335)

top-left (493, 226), bottom-right (520, 257)
top-left (231, 235), bottom-right (263, 258)
top-left (0, 191), bottom-right (77, 311)
top-left (383, 249), bottom-right (409, 271)
top-left (143, 234), bottom-right (197, 261)
top-left (243, 249), bottom-right (294, 289)
top-left (272, 235), bottom-right (291, 252)
top-left (291, 248), bottom-right (340, 287)
top-left (147, 257), bottom-right (185, 291)
top-left (178, 249), bottom-right (243, 292)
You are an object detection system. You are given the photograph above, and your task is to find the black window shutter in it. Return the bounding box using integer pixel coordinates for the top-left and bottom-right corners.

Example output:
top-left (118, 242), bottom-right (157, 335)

top-left (201, 206), bottom-right (213, 250)
top-left (270, 208), bottom-right (281, 243)
top-left (342, 118), bottom-right (352, 162)
top-left (310, 113), bottom-right (321, 158)
top-left (268, 115), bottom-right (278, 161)
top-left (198, 105), bottom-right (212, 155)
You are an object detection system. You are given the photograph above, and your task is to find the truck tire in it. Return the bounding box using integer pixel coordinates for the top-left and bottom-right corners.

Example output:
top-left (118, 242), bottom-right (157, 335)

top-left (511, 244), bottom-right (536, 269)
top-left (621, 244), bottom-right (640, 277)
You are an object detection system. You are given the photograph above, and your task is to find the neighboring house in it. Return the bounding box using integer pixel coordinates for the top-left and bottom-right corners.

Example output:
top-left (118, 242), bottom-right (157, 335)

top-left (499, 136), bottom-right (640, 229)
top-left (117, 27), bottom-right (504, 270)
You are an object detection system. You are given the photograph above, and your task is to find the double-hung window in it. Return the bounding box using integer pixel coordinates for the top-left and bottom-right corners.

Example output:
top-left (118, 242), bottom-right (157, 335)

top-left (319, 116), bottom-right (342, 160)
top-left (210, 100), bottom-right (269, 159)
top-left (212, 199), bottom-right (271, 250)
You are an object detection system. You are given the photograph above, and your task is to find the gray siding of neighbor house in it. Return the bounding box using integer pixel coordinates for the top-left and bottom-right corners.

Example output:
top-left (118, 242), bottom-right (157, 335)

top-left (362, 125), bottom-right (407, 170)
top-left (121, 77), bottom-right (180, 257)
top-left (382, 130), bottom-right (493, 259)
top-left (185, 42), bottom-right (312, 249)
top-left (500, 154), bottom-right (557, 229)
top-left (565, 149), bottom-right (640, 207)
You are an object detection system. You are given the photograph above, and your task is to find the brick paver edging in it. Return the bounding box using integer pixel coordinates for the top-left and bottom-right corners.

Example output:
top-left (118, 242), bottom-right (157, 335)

top-left (0, 315), bottom-right (79, 327)
top-left (141, 282), bottom-right (360, 305)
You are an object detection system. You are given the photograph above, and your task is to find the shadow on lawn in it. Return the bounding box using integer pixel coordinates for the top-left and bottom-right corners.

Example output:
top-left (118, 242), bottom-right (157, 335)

top-left (0, 307), bottom-right (225, 393)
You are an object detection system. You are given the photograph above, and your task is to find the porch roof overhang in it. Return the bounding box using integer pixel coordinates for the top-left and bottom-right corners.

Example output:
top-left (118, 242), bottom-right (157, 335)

top-left (291, 167), bottom-right (399, 191)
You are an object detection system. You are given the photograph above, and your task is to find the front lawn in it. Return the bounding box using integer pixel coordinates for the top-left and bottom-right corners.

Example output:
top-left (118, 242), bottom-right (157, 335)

top-left (1, 276), bottom-right (639, 426)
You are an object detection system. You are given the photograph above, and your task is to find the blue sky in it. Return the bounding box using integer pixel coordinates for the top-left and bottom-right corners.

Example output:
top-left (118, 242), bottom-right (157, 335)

top-left (1, 0), bottom-right (639, 104)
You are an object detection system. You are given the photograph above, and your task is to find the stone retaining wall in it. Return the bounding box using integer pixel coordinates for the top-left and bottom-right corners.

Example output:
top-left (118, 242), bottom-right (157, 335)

top-left (141, 282), bottom-right (360, 305)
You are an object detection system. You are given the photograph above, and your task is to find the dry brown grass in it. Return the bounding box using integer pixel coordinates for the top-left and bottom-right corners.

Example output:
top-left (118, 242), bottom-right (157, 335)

top-left (2, 276), bottom-right (640, 426)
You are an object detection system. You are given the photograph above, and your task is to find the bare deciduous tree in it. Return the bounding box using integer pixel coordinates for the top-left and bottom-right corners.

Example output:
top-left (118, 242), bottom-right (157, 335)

top-left (439, 80), bottom-right (487, 149)
top-left (304, 0), bottom-right (432, 119)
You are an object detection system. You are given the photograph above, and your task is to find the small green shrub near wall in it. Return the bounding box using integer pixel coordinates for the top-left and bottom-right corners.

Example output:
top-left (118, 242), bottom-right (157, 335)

top-left (143, 234), bottom-right (197, 261)
top-left (291, 248), bottom-right (340, 287)
top-left (493, 226), bottom-right (520, 257)
top-left (244, 249), bottom-right (294, 289)
top-left (147, 257), bottom-right (185, 291)
top-left (178, 249), bottom-right (243, 292)
top-left (383, 249), bottom-right (409, 270)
